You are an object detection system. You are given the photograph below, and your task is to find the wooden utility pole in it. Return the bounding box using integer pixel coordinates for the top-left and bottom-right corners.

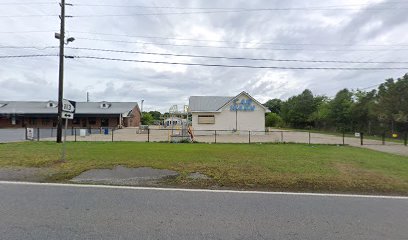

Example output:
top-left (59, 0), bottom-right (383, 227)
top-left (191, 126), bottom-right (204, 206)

top-left (56, 0), bottom-right (66, 143)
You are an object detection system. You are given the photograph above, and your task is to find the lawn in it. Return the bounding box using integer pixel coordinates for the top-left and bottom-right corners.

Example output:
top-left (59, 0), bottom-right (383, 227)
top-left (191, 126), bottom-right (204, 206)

top-left (1, 142), bottom-right (408, 194)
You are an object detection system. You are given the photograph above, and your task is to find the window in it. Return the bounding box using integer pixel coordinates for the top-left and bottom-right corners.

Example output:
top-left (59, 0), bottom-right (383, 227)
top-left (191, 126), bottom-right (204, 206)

top-left (42, 118), bottom-right (50, 126)
top-left (198, 115), bottom-right (215, 124)
top-left (100, 102), bottom-right (110, 109)
top-left (88, 118), bottom-right (96, 125)
top-left (72, 118), bottom-right (80, 125)
top-left (29, 118), bottom-right (37, 125)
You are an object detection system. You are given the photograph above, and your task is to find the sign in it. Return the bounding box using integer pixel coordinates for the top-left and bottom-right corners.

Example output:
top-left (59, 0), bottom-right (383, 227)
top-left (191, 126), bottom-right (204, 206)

top-left (26, 128), bottom-right (34, 140)
top-left (354, 132), bottom-right (360, 137)
top-left (230, 99), bottom-right (255, 112)
top-left (63, 99), bottom-right (76, 113)
top-left (61, 111), bottom-right (74, 119)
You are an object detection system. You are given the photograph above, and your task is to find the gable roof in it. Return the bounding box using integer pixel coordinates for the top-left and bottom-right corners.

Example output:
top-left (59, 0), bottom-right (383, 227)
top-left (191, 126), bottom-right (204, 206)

top-left (0, 101), bottom-right (139, 116)
top-left (188, 91), bottom-right (270, 112)
top-left (189, 96), bottom-right (234, 112)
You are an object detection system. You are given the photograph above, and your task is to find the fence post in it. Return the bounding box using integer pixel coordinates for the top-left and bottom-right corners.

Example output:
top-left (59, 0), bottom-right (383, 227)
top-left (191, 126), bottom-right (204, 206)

top-left (404, 132), bottom-right (407, 146)
top-left (214, 130), bottom-right (217, 143)
top-left (360, 132), bottom-right (364, 146)
top-left (74, 128), bottom-right (77, 142)
top-left (248, 131), bottom-right (251, 144)
top-left (111, 128), bottom-right (114, 142)
top-left (25, 127), bottom-right (28, 140)
top-left (281, 131), bottom-right (283, 142)
top-left (148, 128), bottom-right (150, 142)
top-left (382, 131), bottom-right (385, 145)
top-left (342, 132), bottom-right (345, 145)
top-left (37, 128), bottom-right (40, 141)
top-left (308, 131), bottom-right (311, 144)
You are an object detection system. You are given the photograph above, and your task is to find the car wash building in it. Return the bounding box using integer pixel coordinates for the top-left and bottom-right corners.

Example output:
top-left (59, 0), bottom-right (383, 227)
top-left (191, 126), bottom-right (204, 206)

top-left (188, 91), bottom-right (270, 132)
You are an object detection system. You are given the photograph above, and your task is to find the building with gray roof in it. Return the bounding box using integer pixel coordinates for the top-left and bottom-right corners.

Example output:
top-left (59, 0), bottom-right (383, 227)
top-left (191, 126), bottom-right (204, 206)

top-left (188, 91), bottom-right (269, 132)
top-left (0, 101), bottom-right (141, 128)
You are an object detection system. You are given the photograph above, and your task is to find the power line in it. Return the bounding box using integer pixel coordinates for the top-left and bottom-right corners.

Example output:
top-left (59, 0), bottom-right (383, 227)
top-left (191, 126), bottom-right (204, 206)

top-left (0, 14), bottom-right (59, 18)
top-left (0, 54), bottom-right (58, 58)
top-left (0, 30), bottom-right (56, 34)
top-left (71, 2), bottom-right (408, 10)
top-left (75, 37), bottom-right (408, 52)
top-left (0, 45), bottom-right (58, 50)
top-left (66, 46), bottom-right (408, 64)
top-left (70, 31), bottom-right (408, 47)
top-left (359, 83), bottom-right (383, 91)
top-left (70, 7), bottom-right (408, 17)
top-left (68, 55), bottom-right (408, 70)
top-left (0, 2), bottom-right (55, 5)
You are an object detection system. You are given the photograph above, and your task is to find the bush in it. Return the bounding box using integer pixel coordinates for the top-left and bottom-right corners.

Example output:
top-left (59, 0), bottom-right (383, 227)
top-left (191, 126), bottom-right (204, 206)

top-left (265, 112), bottom-right (284, 127)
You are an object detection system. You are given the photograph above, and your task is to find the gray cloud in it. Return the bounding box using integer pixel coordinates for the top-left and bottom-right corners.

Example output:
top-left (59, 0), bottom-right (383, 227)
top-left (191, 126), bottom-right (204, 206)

top-left (1, 0), bottom-right (408, 112)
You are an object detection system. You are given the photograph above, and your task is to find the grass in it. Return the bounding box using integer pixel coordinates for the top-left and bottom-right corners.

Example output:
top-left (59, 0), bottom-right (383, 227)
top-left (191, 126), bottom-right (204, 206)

top-left (0, 142), bottom-right (408, 194)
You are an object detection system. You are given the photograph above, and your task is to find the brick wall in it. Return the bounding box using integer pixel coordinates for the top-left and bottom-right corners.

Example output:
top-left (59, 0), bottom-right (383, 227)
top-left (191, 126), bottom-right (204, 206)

top-left (124, 106), bottom-right (141, 127)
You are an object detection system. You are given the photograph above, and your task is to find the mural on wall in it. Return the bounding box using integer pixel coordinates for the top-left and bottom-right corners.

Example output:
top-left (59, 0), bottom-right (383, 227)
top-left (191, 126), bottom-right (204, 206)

top-left (230, 98), bottom-right (256, 112)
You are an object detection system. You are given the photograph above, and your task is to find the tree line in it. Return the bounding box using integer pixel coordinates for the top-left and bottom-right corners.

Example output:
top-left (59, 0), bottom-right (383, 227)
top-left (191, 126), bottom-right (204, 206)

top-left (264, 73), bottom-right (408, 134)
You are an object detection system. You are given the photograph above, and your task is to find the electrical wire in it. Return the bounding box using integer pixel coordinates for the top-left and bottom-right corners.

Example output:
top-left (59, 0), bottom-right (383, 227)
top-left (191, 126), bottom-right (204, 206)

top-left (70, 31), bottom-right (408, 47)
top-left (66, 46), bottom-right (408, 64)
top-left (0, 54), bottom-right (58, 58)
top-left (68, 55), bottom-right (408, 70)
top-left (74, 37), bottom-right (408, 52)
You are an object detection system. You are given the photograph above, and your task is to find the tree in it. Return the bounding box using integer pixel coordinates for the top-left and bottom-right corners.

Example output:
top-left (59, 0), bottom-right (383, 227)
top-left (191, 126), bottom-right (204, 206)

top-left (309, 98), bottom-right (331, 129)
top-left (148, 111), bottom-right (161, 120)
top-left (265, 112), bottom-right (283, 128)
top-left (280, 89), bottom-right (317, 128)
top-left (141, 113), bottom-right (154, 125)
top-left (351, 90), bottom-right (377, 133)
top-left (376, 74), bottom-right (408, 132)
top-left (329, 89), bottom-right (354, 132)
top-left (263, 99), bottom-right (282, 114)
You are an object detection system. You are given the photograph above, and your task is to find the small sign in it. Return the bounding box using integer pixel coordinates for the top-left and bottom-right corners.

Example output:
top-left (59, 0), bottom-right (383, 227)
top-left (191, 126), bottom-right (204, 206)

top-left (63, 99), bottom-right (76, 113)
top-left (26, 128), bottom-right (34, 140)
top-left (354, 132), bottom-right (360, 137)
top-left (392, 133), bottom-right (398, 138)
top-left (61, 111), bottom-right (74, 119)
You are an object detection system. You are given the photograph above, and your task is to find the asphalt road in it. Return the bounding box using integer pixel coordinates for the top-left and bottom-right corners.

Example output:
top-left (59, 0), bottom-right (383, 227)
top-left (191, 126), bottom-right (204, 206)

top-left (0, 182), bottom-right (407, 240)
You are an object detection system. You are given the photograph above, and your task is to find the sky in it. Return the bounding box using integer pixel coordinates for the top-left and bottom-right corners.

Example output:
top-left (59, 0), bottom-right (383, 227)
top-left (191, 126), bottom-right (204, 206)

top-left (1, 0), bottom-right (408, 112)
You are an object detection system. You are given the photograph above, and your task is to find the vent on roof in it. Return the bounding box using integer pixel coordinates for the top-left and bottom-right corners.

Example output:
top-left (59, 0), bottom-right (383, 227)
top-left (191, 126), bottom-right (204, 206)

top-left (100, 102), bottom-right (111, 109)
top-left (47, 101), bottom-right (57, 108)
top-left (0, 103), bottom-right (6, 108)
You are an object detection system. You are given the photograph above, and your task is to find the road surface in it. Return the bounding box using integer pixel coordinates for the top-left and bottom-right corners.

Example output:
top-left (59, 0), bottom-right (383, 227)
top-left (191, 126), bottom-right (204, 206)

top-left (0, 182), bottom-right (407, 240)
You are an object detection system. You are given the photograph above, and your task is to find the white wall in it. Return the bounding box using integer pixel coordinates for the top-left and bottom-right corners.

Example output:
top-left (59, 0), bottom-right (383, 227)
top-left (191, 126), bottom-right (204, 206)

top-left (191, 95), bottom-right (266, 132)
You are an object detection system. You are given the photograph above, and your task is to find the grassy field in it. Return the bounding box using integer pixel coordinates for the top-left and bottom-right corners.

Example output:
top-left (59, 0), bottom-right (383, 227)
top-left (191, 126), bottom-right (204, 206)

top-left (1, 142), bottom-right (408, 194)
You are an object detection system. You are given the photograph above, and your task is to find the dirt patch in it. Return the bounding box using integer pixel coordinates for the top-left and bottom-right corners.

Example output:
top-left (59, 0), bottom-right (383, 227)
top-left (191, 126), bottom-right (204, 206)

top-left (0, 167), bottom-right (57, 182)
top-left (187, 172), bottom-right (211, 180)
top-left (70, 166), bottom-right (179, 186)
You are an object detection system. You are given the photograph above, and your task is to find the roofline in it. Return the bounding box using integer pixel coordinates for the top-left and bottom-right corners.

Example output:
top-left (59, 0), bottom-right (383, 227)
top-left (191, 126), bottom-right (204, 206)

top-left (216, 91), bottom-right (270, 112)
top-left (189, 111), bottom-right (221, 113)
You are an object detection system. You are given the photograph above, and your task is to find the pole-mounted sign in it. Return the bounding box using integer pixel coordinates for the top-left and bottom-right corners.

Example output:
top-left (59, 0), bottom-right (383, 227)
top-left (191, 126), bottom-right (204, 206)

top-left (62, 99), bottom-right (76, 113)
top-left (61, 111), bottom-right (74, 119)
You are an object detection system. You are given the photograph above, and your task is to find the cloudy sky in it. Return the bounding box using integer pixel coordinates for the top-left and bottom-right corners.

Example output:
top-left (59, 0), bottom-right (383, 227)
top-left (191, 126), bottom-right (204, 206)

top-left (1, 0), bottom-right (408, 112)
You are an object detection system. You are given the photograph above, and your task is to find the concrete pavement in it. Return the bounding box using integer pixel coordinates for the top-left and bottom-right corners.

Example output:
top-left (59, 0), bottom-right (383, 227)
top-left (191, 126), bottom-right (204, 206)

top-left (0, 182), bottom-right (407, 240)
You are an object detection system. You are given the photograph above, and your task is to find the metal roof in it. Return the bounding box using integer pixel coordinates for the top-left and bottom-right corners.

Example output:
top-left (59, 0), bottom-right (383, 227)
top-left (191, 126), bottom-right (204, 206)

top-left (0, 101), bottom-right (139, 116)
top-left (189, 96), bottom-right (233, 112)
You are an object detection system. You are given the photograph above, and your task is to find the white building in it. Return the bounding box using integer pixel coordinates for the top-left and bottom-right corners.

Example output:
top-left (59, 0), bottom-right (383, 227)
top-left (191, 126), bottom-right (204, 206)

top-left (188, 91), bottom-right (270, 132)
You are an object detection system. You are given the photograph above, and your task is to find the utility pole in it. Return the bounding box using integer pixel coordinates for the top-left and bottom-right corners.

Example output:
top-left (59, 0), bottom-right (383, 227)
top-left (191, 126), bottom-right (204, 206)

top-left (56, 0), bottom-right (66, 143)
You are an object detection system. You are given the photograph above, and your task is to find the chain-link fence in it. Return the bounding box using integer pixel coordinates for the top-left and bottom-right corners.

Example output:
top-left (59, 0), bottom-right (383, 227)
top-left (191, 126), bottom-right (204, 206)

top-left (1, 127), bottom-right (407, 147)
